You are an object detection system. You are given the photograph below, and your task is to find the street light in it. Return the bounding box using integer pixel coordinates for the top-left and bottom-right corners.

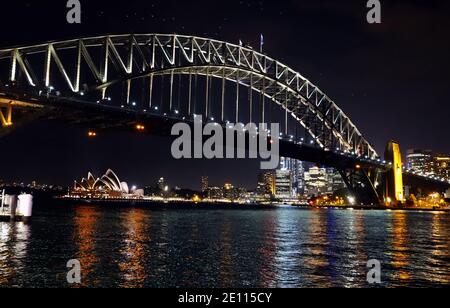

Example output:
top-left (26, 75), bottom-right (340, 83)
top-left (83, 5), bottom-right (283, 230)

top-left (347, 196), bottom-right (356, 205)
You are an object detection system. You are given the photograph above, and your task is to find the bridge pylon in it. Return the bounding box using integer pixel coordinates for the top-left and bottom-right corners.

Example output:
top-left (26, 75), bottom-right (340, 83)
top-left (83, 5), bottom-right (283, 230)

top-left (338, 166), bottom-right (382, 206)
top-left (384, 140), bottom-right (405, 206)
top-left (0, 104), bottom-right (13, 127)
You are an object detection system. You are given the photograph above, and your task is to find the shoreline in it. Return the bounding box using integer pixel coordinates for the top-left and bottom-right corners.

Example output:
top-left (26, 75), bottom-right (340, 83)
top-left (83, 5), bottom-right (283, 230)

top-left (293, 204), bottom-right (450, 213)
top-left (51, 197), bottom-right (450, 213)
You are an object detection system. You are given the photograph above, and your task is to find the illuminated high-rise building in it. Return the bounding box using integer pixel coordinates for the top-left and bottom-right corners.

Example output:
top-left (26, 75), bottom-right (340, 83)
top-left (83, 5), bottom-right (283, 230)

top-left (201, 176), bottom-right (209, 193)
top-left (304, 166), bottom-right (328, 197)
top-left (280, 157), bottom-right (304, 196)
top-left (406, 149), bottom-right (433, 176)
top-left (433, 154), bottom-right (450, 180)
top-left (275, 169), bottom-right (292, 199)
top-left (257, 172), bottom-right (275, 197)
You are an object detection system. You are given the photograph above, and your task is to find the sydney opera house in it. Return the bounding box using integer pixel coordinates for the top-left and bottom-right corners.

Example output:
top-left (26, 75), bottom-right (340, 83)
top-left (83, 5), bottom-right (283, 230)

top-left (71, 169), bottom-right (141, 198)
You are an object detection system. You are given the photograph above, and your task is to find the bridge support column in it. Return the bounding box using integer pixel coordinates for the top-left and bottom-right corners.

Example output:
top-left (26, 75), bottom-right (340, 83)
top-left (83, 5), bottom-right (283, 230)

top-left (339, 167), bottom-right (382, 206)
top-left (384, 141), bottom-right (405, 206)
top-left (0, 104), bottom-right (13, 127)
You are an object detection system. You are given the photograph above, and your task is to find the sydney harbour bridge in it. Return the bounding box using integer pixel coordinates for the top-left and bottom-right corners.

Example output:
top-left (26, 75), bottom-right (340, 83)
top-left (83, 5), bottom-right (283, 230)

top-left (0, 34), bottom-right (448, 205)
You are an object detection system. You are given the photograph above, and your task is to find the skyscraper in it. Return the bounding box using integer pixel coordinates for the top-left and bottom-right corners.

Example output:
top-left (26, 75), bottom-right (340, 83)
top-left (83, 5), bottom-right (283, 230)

top-left (280, 157), bottom-right (304, 196)
top-left (275, 169), bottom-right (292, 200)
top-left (257, 172), bottom-right (275, 197)
top-left (304, 166), bottom-right (328, 197)
top-left (201, 176), bottom-right (209, 193)
top-left (433, 154), bottom-right (450, 180)
top-left (406, 149), bottom-right (433, 176)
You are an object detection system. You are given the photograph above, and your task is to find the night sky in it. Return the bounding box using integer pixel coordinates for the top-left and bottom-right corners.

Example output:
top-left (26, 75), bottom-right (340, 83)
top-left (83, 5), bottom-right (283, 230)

top-left (0, 0), bottom-right (449, 190)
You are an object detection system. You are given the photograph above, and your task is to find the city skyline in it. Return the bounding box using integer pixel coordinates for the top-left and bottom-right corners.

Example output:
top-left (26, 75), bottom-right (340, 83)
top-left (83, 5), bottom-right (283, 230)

top-left (2, 149), bottom-right (449, 192)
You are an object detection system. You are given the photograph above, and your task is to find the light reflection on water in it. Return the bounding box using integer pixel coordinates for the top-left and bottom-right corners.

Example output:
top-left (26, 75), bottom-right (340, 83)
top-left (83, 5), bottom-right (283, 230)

top-left (0, 223), bottom-right (30, 286)
top-left (73, 206), bottom-right (99, 287)
top-left (0, 205), bottom-right (449, 288)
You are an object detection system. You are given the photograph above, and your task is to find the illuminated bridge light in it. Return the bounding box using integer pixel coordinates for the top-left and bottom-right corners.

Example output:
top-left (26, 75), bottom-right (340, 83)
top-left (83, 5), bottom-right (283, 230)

top-left (135, 124), bottom-right (146, 131)
top-left (87, 131), bottom-right (97, 137)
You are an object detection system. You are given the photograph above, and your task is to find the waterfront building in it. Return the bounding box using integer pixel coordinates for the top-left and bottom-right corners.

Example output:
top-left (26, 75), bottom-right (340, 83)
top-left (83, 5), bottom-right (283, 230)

top-left (406, 149), bottom-right (433, 176)
top-left (201, 176), bottom-right (209, 193)
top-left (223, 183), bottom-right (237, 201)
top-left (275, 169), bottom-right (292, 199)
top-left (304, 167), bottom-right (346, 197)
top-left (433, 154), bottom-right (450, 180)
top-left (207, 187), bottom-right (223, 200)
top-left (256, 175), bottom-right (265, 196)
top-left (257, 172), bottom-right (275, 197)
top-left (73, 169), bottom-right (131, 198)
top-left (280, 157), bottom-right (305, 196)
top-left (304, 166), bottom-right (328, 197)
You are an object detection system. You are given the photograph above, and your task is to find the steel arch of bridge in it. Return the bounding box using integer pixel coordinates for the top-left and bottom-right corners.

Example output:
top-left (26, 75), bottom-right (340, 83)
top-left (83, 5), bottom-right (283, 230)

top-left (0, 34), bottom-right (378, 158)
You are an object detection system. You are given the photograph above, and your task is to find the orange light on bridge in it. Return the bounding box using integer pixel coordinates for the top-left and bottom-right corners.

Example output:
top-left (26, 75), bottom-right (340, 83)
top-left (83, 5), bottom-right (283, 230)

top-left (356, 164), bottom-right (361, 169)
top-left (87, 131), bottom-right (97, 137)
top-left (135, 124), bottom-right (146, 132)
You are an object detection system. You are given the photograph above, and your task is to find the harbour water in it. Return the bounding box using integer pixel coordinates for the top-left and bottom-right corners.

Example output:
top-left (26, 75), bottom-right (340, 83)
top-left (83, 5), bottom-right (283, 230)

top-left (0, 203), bottom-right (449, 288)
